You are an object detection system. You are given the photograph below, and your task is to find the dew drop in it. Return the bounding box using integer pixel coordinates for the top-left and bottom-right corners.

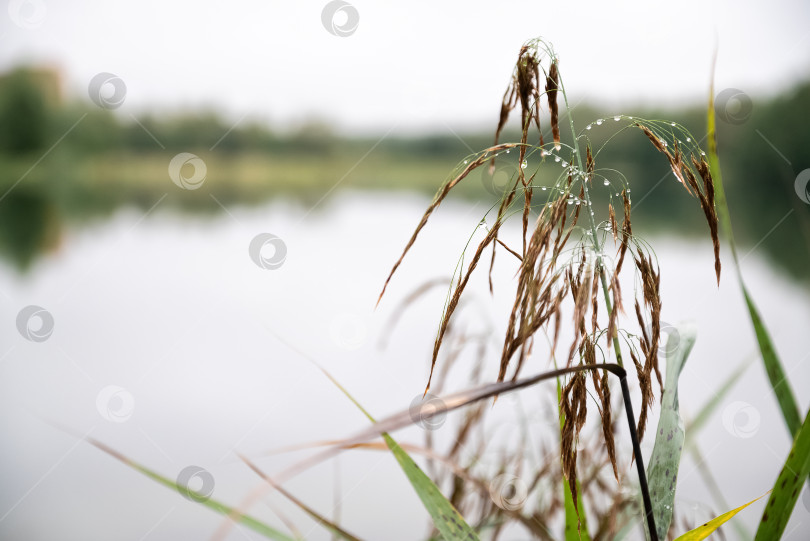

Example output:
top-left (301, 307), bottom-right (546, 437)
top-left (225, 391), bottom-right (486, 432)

top-left (701, 150), bottom-right (706, 156)
top-left (575, 201), bottom-right (581, 206)
top-left (541, 186), bottom-right (547, 191)
top-left (586, 125), bottom-right (592, 130)
top-left (614, 115), bottom-right (621, 121)
top-left (506, 149), bottom-right (510, 154)
top-left (686, 137), bottom-right (691, 142)
top-left (603, 180), bottom-right (610, 186)
top-left (463, 160), bottom-right (468, 164)
top-left (561, 161), bottom-right (568, 167)
top-left (596, 119), bottom-right (604, 126)
top-left (567, 200), bottom-right (573, 205)
top-left (554, 156), bottom-right (561, 163)
top-left (521, 160), bottom-right (527, 169)
top-left (670, 122), bottom-right (676, 126)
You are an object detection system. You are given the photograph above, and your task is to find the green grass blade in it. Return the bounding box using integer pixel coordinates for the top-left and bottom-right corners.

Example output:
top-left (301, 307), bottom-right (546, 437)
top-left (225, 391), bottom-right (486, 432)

top-left (673, 492), bottom-right (769, 541)
top-left (310, 359), bottom-right (480, 541)
top-left (646, 323), bottom-right (696, 540)
top-left (557, 376), bottom-right (592, 541)
top-left (382, 433), bottom-right (480, 541)
top-left (706, 65), bottom-right (802, 437)
top-left (754, 407), bottom-right (810, 540)
top-left (563, 478), bottom-right (590, 541)
top-left (81, 435), bottom-right (297, 541)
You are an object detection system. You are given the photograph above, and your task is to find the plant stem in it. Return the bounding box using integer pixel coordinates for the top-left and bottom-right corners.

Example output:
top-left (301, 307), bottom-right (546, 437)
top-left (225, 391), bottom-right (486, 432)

top-left (553, 50), bottom-right (625, 369)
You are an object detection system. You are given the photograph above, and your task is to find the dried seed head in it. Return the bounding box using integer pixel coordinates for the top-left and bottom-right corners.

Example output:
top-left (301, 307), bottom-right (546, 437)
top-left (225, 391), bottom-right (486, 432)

top-left (546, 61), bottom-right (560, 150)
top-left (560, 372), bottom-right (588, 513)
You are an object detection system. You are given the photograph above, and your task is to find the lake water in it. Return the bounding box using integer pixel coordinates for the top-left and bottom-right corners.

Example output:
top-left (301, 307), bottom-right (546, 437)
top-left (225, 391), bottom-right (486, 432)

top-left (1, 191), bottom-right (808, 540)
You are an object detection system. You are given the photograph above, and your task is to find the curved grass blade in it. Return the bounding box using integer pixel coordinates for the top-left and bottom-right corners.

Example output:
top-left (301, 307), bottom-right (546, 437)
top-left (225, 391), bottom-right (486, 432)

top-left (76, 433), bottom-right (297, 541)
top-left (646, 323), bottom-right (696, 540)
top-left (238, 454), bottom-right (363, 541)
top-left (754, 407), bottom-right (810, 540)
top-left (382, 434), bottom-right (480, 541)
top-left (673, 492), bottom-right (769, 541)
top-left (707, 53), bottom-right (802, 437)
top-left (311, 359), bottom-right (480, 541)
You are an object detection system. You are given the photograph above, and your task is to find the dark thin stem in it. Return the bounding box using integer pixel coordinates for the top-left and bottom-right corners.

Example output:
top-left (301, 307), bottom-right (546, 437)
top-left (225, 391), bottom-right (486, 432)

top-left (617, 371), bottom-right (658, 541)
top-left (267, 362), bottom-right (659, 540)
top-left (431, 362), bottom-right (657, 540)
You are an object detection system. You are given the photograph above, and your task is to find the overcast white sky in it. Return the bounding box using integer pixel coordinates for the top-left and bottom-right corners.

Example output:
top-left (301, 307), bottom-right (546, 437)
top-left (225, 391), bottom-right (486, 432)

top-left (1, 0), bottom-right (809, 134)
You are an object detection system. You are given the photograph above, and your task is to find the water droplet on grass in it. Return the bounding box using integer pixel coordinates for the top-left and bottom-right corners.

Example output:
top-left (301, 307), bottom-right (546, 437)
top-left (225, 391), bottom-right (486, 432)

top-left (614, 115), bottom-right (621, 121)
top-left (603, 180), bottom-right (610, 186)
top-left (596, 119), bottom-right (603, 125)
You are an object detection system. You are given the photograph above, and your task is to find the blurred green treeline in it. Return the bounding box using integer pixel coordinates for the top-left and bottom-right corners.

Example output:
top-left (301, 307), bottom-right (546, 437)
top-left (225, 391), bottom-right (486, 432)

top-left (0, 66), bottom-right (808, 283)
